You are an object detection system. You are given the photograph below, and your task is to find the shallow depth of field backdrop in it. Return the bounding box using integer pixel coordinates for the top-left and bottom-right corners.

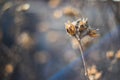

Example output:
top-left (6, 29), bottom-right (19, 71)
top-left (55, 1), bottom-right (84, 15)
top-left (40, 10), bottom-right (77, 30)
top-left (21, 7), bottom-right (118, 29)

top-left (0, 0), bottom-right (120, 80)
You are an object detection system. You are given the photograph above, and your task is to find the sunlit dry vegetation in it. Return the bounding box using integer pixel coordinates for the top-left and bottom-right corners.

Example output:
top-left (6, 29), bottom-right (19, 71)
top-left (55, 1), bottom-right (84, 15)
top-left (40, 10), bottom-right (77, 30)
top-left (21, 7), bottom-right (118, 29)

top-left (0, 0), bottom-right (120, 80)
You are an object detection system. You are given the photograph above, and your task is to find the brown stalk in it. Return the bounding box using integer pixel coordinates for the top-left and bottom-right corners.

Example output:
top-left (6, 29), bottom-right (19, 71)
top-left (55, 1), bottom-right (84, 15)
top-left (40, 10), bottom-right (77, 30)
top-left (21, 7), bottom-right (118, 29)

top-left (75, 36), bottom-right (89, 80)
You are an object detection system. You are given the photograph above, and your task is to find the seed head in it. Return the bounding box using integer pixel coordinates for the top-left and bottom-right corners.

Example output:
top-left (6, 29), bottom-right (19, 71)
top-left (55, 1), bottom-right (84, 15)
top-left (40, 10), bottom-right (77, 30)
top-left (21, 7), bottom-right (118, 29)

top-left (65, 21), bottom-right (76, 36)
top-left (65, 18), bottom-right (99, 38)
top-left (88, 29), bottom-right (100, 38)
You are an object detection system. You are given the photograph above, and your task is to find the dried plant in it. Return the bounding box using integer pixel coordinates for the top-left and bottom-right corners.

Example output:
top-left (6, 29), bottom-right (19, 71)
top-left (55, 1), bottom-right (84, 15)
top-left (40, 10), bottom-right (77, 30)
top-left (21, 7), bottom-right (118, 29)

top-left (65, 18), bottom-right (99, 80)
top-left (63, 6), bottom-right (80, 17)
top-left (106, 50), bottom-right (120, 73)
top-left (87, 65), bottom-right (102, 80)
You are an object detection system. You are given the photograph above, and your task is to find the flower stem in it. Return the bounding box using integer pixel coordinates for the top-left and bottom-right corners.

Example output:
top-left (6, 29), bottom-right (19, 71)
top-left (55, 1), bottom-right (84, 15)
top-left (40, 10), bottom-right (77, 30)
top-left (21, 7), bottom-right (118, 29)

top-left (76, 37), bottom-right (89, 80)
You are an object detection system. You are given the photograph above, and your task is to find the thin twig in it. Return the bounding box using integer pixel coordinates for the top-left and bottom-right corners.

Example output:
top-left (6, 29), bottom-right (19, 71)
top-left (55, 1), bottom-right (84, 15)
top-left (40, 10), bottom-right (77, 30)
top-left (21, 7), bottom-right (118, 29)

top-left (76, 37), bottom-right (89, 80)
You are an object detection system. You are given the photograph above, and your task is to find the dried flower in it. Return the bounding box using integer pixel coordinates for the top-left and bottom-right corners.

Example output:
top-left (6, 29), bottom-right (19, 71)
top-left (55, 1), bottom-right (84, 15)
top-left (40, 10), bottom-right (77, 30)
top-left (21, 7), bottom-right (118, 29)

top-left (65, 18), bottom-right (99, 80)
top-left (17, 32), bottom-right (34, 49)
top-left (115, 50), bottom-right (120, 59)
top-left (88, 30), bottom-right (100, 38)
top-left (5, 64), bottom-right (14, 74)
top-left (65, 21), bottom-right (76, 36)
top-left (94, 72), bottom-right (102, 80)
top-left (88, 65), bottom-right (97, 75)
top-left (53, 10), bottom-right (63, 19)
top-left (63, 6), bottom-right (79, 17)
top-left (65, 18), bottom-right (99, 39)
top-left (16, 3), bottom-right (30, 12)
top-left (2, 2), bottom-right (13, 11)
top-left (106, 51), bottom-right (114, 59)
top-left (87, 65), bottom-right (102, 80)
top-left (48, 0), bottom-right (61, 8)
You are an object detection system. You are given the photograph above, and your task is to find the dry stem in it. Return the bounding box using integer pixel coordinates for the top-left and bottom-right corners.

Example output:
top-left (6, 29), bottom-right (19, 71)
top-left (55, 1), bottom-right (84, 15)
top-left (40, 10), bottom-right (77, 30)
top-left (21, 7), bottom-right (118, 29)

top-left (75, 36), bottom-right (89, 80)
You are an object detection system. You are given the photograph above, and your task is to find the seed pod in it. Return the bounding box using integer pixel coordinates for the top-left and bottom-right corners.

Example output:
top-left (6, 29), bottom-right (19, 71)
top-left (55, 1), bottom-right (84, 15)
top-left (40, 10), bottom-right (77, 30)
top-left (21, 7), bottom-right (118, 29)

top-left (65, 21), bottom-right (76, 36)
top-left (79, 18), bottom-right (88, 31)
top-left (88, 29), bottom-right (100, 38)
top-left (79, 18), bottom-right (88, 26)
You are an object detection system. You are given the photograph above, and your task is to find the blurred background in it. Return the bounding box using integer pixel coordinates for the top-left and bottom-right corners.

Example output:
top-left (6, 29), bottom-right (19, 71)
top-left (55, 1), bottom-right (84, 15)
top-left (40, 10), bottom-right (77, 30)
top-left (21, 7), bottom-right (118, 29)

top-left (0, 0), bottom-right (120, 80)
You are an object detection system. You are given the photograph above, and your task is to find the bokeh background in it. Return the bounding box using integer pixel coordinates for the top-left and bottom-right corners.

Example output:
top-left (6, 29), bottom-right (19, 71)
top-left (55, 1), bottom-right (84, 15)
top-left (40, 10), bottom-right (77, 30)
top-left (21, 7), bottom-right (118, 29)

top-left (0, 0), bottom-right (120, 80)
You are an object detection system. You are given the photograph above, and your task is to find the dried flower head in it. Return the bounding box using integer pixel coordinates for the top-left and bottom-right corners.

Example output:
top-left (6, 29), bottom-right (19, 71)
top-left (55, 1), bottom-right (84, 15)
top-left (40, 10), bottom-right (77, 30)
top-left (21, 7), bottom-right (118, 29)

top-left (79, 18), bottom-right (88, 26)
top-left (2, 2), bottom-right (13, 11)
top-left (88, 65), bottom-right (97, 75)
top-left (16, 3), bottom-right (30, 12)
top-left (53, 10), bottom-right (63, 19)
top-left (5, 64), bottom-right (14, 74)
top-left (48, 0), bottom-right (61, 8)
top-left (65, 18), bottom-right (99, 39)
top-left (88, 29), bottom-right (100, 38)
top-left (115, 50), bottom-right (120, 59)
top-left (65, 21), bottom-right (76, 36)
top-left (87, 65), bottom-right (102, 80)
top-left (106, 51), bottom-right (114, 59)
top-left (63, 6), bottom-right (79, 17)
top-left (17, 32), bottom-right (34, 49)
top-left (94, 72), bottom-right (102, 80)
